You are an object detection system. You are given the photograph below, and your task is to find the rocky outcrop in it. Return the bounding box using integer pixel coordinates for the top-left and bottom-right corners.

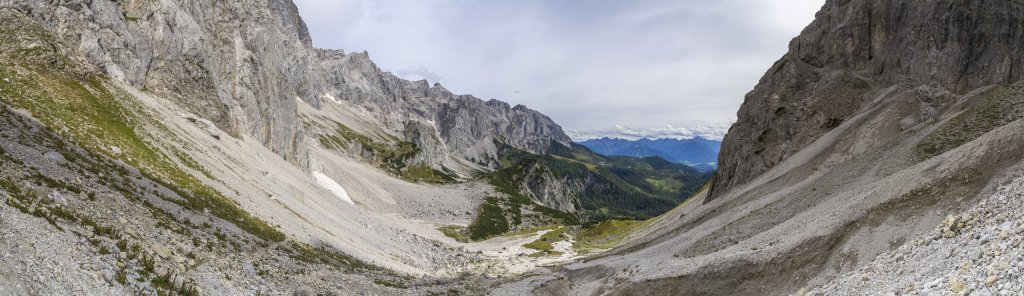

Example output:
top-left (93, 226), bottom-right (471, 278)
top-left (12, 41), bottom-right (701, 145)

top-left (516, 1), bottom-right (1024, 295)
top-left (318, 50), bottom-right (571, 172)
top-left (810, 175), bottom-right (1024, 295)
top-left (0, 0), bottom-right (569, 170)
top-left (711, 0), bottom-right (1024, 200)
top-left (2, 0), bottom-right (318, 162)
top-left (519, 163), bottom-right (586, 213)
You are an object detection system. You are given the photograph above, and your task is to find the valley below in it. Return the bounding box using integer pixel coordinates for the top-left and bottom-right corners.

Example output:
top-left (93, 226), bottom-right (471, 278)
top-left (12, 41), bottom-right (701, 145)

top-left (2, 0), bottom-right (1024, 295)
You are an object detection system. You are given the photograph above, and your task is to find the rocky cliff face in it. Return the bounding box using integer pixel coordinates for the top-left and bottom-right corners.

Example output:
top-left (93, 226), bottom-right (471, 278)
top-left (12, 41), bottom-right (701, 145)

top-left (518, 161), bottom-right (588, 213)
top-left (319, 50), bottom-right (571, 172)
top-left (711, 0), bottom-right (1024, 200)
top-left (516, 1), bottom-right (1024, 294)
top-left (2, 0), bottom-right (317, 161)
top-left (0, 0), bottom-right (569, 171)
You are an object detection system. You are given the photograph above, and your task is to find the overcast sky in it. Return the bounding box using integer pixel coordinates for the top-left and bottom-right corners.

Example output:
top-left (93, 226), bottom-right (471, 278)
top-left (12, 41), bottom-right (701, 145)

top-left (293, 0), bottom-right (825, 140)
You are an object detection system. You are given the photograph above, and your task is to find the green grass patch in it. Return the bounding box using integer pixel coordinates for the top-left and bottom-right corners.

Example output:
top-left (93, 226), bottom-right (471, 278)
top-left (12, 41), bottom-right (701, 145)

top-left (438, 225), bottom-right (471, 243)
top-left (573, 219), bottom-right (652, 251)
top-left (466, 195), bottom-right (513, 241)
top-left (645, 177), bottom-right (685, 192)
top-left (402, 163), bottom-right (456, 183)
top-left (917, 82), bottom-right (1024, 159)
top-left (527, 250), bottom-right (563, 258)
top-left (504, 224), bottom-right (562, 237)
top-left (280, 241), bottom-right (380, 272)
top-left (523, 227), bottom-right (568, 252)
top-left (150, 271), bottom-right (200, 296)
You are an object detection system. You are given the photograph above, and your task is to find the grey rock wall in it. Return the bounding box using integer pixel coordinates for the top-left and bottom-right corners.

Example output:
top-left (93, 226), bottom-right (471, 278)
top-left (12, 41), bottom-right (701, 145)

top-left (0, 0), bottom-right (569, 171)
top-left (710, 0), bottom-right (1024, 200)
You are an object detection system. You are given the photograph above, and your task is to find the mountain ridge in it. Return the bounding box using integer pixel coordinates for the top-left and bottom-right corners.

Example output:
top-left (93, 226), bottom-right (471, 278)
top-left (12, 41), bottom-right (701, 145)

top-left (1, 0), bottom-right (571, 177)
top-left (3, 0), bottom-right (1024, 295)
top-left (0, 2), bottom-right (711, 294)
top-left (515, 1), bottom-right (1024, 295)
top-left (577, 136), bottom-right (721, 170)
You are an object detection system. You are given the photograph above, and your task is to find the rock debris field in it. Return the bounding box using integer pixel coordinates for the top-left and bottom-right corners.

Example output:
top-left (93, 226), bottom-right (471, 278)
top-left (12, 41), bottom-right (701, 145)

top-left (808, 174), bottom-right (1024, 295)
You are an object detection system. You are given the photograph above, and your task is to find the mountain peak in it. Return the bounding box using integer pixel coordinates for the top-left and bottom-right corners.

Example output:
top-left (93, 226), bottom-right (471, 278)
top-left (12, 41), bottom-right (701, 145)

top-left (578, 137), bottom-right (721, 170)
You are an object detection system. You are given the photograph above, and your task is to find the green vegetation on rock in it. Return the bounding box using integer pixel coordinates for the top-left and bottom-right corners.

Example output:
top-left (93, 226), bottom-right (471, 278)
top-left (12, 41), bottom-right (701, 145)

top-left (280, 241), bottom-right (380, 272)
top-left (466, 195), bottom-right (515, 241)
top-left (465, 175), bottom-right (580, 241)
top-left (0, 12), bottom-right (284, 242)
top-left (317, 121), bottom-right (456, 184)
top-left (490, 141), bottom-right (709, 221)
top-left (523, 227), bottom-right (568, 252)
top-left (402, 163), bottom-right (456, 183)
top-left (573, 219), bottom-right (652, 251)
top-left (463, 141), bottom-right (708, 241)
top-left (917, 82), bottom-right (1024, 159)
top-left (438, 225), bottom-right (472, 243)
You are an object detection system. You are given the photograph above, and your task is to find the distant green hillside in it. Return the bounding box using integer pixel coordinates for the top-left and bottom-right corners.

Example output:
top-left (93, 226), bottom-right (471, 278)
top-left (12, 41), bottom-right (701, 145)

top-left (461, 141), bottom-right (711, 240)
top-left (578, 137), bottom-right (721, 171)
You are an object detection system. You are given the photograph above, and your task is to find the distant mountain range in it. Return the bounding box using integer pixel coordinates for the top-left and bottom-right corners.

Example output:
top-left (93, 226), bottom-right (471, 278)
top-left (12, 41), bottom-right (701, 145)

top-left (577, 137), bottom-right (722, 171)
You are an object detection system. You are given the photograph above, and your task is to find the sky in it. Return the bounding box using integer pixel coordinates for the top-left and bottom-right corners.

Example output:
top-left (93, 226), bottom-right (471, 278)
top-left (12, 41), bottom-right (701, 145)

top-left (292, 0), bottom-right (825, 141)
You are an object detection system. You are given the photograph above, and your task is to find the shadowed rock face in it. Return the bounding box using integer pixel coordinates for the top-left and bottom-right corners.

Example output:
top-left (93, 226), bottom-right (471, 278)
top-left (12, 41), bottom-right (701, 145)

top-left (512, 2), bottom-right (1024, 294)
top-left (710, 0), bottom-right (1024, 200)
top-left (1, 0), bottom-right (569, 169)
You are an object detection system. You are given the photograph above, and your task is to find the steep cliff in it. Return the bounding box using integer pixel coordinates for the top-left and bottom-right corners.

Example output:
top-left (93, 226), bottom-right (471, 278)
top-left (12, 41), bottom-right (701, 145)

top-left (0, 2), bottom-right (716, 294)
top-left (711, 0), bottom-right (1024, 200)
top-left (19, 0), bottom-right (1024, 294)
top-left (0, 1), bottom-right (583, 294)
top-left (0, 0), bottom-right (570, 173)
top-left (513, 1), bottom-right (1024, 295)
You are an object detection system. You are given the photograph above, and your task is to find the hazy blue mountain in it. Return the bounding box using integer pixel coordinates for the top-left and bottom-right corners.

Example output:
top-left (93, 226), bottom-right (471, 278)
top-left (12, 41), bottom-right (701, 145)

top-left (577, 137), bottom-right (721, 170)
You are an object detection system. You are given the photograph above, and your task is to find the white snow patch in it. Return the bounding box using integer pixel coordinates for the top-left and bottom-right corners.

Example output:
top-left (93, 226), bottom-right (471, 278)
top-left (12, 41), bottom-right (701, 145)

top-left (324, 94), bottom-right (340, 103)
top-left (313, 171), bottom-right (354, 205)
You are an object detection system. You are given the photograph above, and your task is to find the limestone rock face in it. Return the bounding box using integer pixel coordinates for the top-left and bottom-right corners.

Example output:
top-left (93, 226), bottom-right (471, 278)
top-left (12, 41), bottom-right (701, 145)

top-left (521, 2), bottom-right (1024, 294)
top-left (519, 163), bottom-right (587, 213)
top-left (319, 50), bottom-right (571, 171)
top-left (710, 0), bottom-right (1024, 200)
top-left (1, 0), bottom-right (569, 169)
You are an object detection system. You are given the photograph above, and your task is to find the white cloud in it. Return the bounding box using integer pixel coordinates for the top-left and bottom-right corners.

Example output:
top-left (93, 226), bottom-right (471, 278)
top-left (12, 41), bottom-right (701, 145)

top-left (567, 124), bottom-right (731, 142)
top-left (393, 66), bottom-right (442, 83)
top-left (293, 0), bottom-right (824, 138)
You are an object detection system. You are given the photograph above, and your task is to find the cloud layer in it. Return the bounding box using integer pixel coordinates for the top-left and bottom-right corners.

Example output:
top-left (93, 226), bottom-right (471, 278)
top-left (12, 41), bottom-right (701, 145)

top-left (567, 125), bottom-right (731, 142)
top-left (293, 0), bottom-right (824, 139)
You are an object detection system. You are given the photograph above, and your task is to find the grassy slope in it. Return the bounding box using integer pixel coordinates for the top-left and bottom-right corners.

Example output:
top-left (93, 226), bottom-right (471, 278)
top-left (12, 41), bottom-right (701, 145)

top-left (917, 82), bottom-right (1024, 159)
top-left (572, 219), bottom-right (654, 251)
top-left (523, 227), bottom-right (568, 252)
top-left (0, 11), bottom-right (394, 278)
top-left (0, 11), bottom-right (285, 241)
